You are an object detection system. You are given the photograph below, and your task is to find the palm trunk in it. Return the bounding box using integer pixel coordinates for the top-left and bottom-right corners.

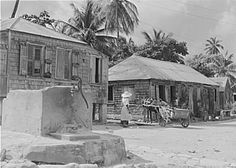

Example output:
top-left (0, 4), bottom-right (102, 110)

top-left (11, 0), bottom-right (20, 18)
top-left (116, 0), bottom-right (119, 47)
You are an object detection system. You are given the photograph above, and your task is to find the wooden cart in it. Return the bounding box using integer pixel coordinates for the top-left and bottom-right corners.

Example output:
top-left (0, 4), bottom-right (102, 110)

top-left (143, 103), bottom-right (190, 128)
top-left (158, 107), bottom-right (190, 128)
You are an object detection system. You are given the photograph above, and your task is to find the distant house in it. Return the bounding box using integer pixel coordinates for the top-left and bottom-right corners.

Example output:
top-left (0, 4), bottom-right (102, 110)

top-left (0, 18), bottom-right (108, 123)
top-left (209, 77), bottom-right (233, 110)
top-left (108, 55), bottom-right (219, 119)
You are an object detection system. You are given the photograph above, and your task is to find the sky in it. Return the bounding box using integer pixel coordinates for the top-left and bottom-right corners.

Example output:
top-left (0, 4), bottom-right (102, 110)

top-left (1, 0), bottom-right (236, 62)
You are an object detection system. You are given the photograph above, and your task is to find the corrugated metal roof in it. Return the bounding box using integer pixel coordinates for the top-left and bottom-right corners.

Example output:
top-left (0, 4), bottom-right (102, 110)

top-left (109, 54), bottom-right (219, 86)
top-left (0, 17), bottom-right (87, 45)
top-left (209, 77), bottom-right (228, 91)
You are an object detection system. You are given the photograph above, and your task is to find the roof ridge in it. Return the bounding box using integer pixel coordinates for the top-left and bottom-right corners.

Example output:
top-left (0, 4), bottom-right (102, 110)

top-left (2, 17), bottom-right (87, 45)
top-left (133, 54), bottom-right (188, 68)
top-left (9, 17), bottom-right (21, 29)
top-left (20, 18), bottom-right (87, 44)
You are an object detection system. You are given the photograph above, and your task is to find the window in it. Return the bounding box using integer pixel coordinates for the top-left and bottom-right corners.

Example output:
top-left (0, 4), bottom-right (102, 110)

top-left (170, 86), bottom-right (176, 102)
top-left (56, 48), bottom-right (71, 79)
top-left (27, 44), bottom-right (43, 76)
top-left (90, 56), bottom-right (101, 83)
top-left (159, 85), bottom-right (166, 101)
top-left (95, 58), bottom-right (100, 83)
top-left (108, 85), bottom-right (114, 101)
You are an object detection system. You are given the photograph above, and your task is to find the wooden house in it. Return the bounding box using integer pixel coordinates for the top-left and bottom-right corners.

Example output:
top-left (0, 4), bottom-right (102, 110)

top-left (108, 55), bottom-right (219, 120)
top-left (0, 18), bottom-right (108, 123)
top-left (209, 77), bottom-right (233, 110)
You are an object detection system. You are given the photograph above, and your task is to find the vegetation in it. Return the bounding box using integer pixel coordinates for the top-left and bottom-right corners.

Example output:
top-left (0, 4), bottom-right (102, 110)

top-left (204, 37), bottom-right (224, 55)
top-left (187, 37), bottom-right (236, 84)
top-left (102, 0), bottom-right (139, 40)
top-left (22, 11), bottom-right (55, 29)
top-left (54, 1), bottom-right (117, 57)
top-left (185, 54), bottom-right (215, 77)
top-left (207, 51), bottom-right (236, 80)
top-left (136, 29), bottom-right (188, 64)
top-left (17, 0), bottom-right (235, 78)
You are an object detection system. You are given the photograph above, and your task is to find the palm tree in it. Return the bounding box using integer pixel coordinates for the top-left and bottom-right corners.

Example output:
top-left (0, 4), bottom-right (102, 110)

top-left (54, 0), bottom-right (116, 56)
top-left (205, 37), bottom-right (224, 55)
top-left (207, 51), bottom-right (236, 82)
top-left (102, 0), bottom-right (139, 40)
top-left (11, 0), bottom-right (20, 18)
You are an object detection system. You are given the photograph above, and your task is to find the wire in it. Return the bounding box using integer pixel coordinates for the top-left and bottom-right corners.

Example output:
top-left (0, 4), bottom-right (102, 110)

top-left (172, 0), bottom-right (223, 14)
top-left (136, 1), bottom-right (236, 27)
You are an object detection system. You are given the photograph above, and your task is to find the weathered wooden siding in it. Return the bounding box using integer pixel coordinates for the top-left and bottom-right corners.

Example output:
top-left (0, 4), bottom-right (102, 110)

top-left (108, 80), bottom-right (150, 116)
top-left (108, 79), bottom-right (219, 120)
top-left (0, 30), bottom-right (108, 123)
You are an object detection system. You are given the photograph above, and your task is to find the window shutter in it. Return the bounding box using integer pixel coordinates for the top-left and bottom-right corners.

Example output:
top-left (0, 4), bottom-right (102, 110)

top-left (19, 44), bottom-right (28, 75)
top-left (56, 49), bottom-right (64, 79)
top-left (64, 50), bottom-right (70, 79)
top-left (101, 57), bottom-right (108, 83)
top-left (90, 56), bottom-right (95, 83)
top-left (72, 52), bottom-right (79, 77)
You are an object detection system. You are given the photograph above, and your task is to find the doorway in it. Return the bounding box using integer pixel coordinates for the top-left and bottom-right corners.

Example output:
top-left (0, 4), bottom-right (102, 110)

top-left (159, 85), bottom-right (166, 101)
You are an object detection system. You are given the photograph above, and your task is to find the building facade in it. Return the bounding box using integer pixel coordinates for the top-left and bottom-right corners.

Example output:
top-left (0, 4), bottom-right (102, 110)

top-left (0, 18), bottom-right (108, 123)
top-left (108, 55), bottom-right (220, 120)
top-left (210, 77), bottom-right (233, 110)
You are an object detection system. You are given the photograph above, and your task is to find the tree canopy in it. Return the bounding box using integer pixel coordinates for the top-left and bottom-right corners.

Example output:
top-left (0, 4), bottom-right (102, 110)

top-left (136, 29), bottom-right (188, 64)
top-left (102, 0), bottom-right (139, 39)
top-left (204, 37), bottom-right (224, 55)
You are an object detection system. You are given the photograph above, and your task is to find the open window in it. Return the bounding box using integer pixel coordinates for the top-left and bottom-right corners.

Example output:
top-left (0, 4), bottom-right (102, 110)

top-left (90, 56), bottom-right (101, 83)
top-left (108, 85), bottom-right (114, 101)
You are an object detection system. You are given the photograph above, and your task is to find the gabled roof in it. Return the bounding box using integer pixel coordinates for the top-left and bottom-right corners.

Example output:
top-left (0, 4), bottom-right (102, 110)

top-left (109, 55), bottom-right (218, 86)
top-left (209, 77), bottom-right (229, 91)
top-left (0, 17), bottom-right (86, 45)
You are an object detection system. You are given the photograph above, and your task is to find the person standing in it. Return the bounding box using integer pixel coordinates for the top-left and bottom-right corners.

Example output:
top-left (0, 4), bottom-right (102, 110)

top-left (120, 91), bottom-right (132, 127)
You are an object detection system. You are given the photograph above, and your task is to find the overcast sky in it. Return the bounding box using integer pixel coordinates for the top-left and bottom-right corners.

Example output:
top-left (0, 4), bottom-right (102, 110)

top-left (1, 0), bottom-right (236, 62)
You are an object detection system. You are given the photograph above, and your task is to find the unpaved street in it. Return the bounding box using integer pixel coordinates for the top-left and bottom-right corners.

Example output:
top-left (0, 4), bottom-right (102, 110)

top-left (94, 119), bottom-right (236, 167)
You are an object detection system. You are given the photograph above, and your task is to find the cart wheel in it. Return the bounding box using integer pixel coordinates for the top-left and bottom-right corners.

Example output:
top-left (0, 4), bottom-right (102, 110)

top-left (159, 118), bottom-right (166, 127)
top-left (181, 119), bottom-right (189, 128)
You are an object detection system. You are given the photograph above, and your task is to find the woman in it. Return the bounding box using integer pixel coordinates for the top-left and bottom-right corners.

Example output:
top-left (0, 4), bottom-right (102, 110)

top-left (120, 91), bottom-right (132, 127)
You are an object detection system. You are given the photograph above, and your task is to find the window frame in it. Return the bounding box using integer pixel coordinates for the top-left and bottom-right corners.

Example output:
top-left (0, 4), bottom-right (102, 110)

top-left (26, 42), bottom-right (45, 77)
top-left (55, 47), bottom-right (72, 80)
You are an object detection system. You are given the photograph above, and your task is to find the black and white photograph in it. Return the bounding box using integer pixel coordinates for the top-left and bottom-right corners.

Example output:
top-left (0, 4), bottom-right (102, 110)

top-left (0, 0), bottom-right (236, 167)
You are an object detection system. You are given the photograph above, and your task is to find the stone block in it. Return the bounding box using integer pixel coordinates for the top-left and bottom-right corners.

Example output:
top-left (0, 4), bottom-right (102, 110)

top-left (3, 159), bottom-right (39, 168)
top-left (2, 86), bottom-right (92, 136)
top-left (23, 134), bottom-right (126, 166)
top-left (39, 163), bottom-right (98, 168)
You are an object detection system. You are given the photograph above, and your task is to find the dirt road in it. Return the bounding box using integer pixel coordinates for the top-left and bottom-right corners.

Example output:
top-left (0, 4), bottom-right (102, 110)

top-left (93, 119), bottom-right (236, 167)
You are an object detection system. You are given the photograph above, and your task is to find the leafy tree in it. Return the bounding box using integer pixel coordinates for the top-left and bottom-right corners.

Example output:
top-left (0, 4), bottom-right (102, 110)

top-left (205, 37), bottom-right (224, 55)
top-left (207, 51), bottom-right (236, 82)
top-left (137, 29), bottom-right (188, 64)
top-left (109, 36), bottom-right (137, 67)
top-left (54, 0), bottom-right (116, 56)
top-left (22, 11), bottom-right (55, 30)
top-left (11, 0), bottom-right (20, 18)
top-left (102, 0), bottom-right (139, 40)
top-left (185, 54), bottom-right (215, 77)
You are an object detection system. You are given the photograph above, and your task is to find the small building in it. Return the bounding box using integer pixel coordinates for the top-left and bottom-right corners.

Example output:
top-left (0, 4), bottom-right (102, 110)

top-left (209, 77), bottom-right (233, 110)
top-left (108, 55), bottom-right (219, 119)
top-left (0, 18), bottom-right (108, 123)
